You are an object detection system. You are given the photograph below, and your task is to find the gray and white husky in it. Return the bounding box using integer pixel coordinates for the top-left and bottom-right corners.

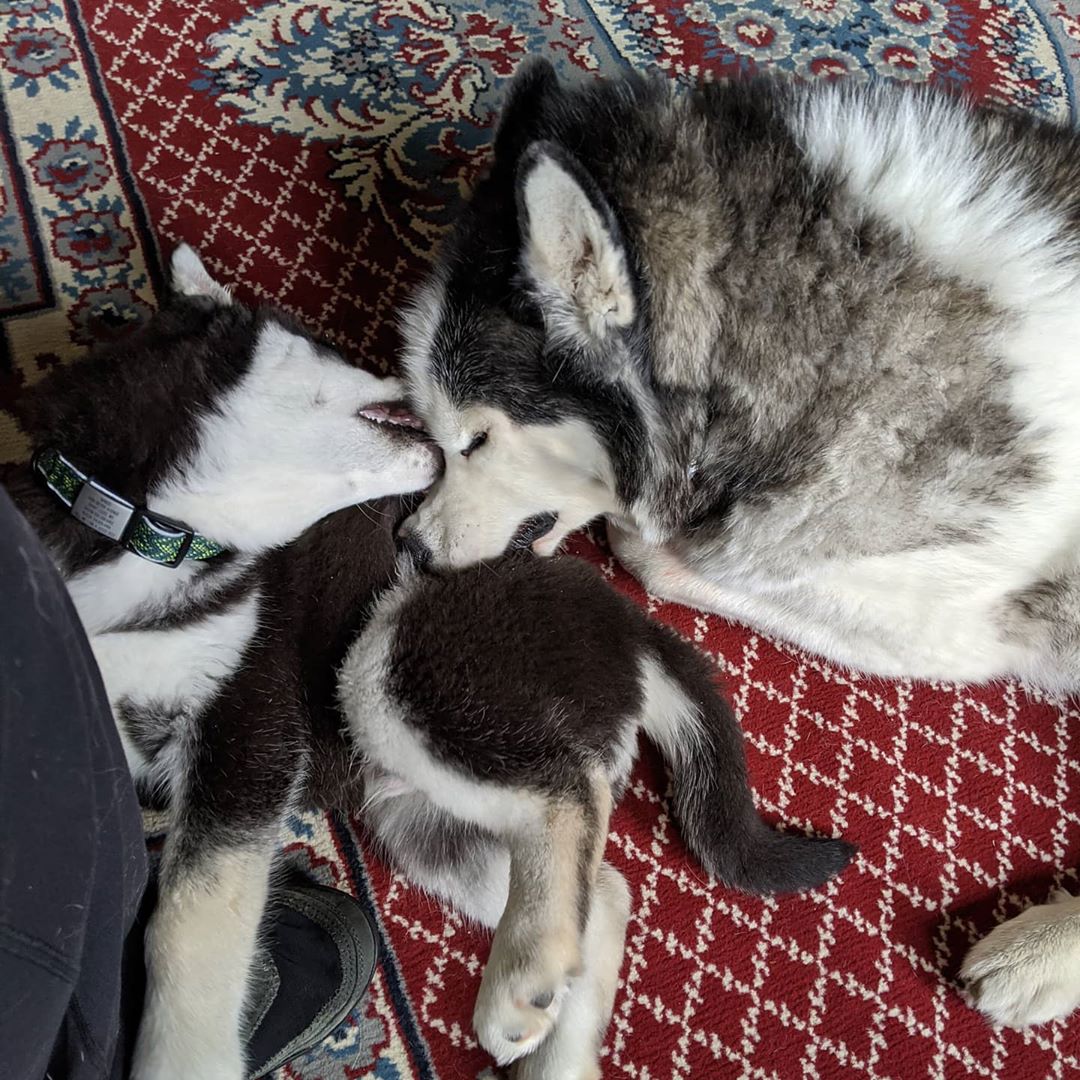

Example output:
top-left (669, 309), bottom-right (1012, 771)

top-left (396, 64), bottom-right (1080, 1029)
top-left (8, 246), bottom-right (853, 1080)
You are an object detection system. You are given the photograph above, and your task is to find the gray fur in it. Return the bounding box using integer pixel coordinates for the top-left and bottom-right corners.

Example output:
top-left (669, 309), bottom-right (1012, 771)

top-left (400, 67), bottom-right (1080, 690)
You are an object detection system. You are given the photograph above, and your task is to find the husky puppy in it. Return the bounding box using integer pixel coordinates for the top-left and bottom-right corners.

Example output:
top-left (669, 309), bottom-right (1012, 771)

top-left (395, 64), bottom-right (1080, 1027)
top-left (8, 247), bottom-right (853, 1080)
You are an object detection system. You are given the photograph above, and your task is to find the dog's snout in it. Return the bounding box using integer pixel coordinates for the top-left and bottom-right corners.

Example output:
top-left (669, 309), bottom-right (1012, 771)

top-left (508, 511), bottom-right (558, 552)
top-left (423, 440), bottom-right (445, 474)
top-left (395, 525), bottom-right (433, 571)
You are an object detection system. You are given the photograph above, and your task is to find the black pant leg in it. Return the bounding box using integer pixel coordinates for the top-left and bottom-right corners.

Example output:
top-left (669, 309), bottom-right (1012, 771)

top-left (0, 487), bottom-right (148, 1080)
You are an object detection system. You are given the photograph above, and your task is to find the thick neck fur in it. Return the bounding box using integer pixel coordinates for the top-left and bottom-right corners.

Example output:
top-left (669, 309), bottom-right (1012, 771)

top-left (9, 298), bottom-right (263, 629)
top-left (13, 308), bottom-right (247, 628)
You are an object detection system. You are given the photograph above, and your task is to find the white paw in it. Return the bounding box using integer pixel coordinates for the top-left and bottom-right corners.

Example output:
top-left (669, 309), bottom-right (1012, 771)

top-left (132, 988), bottom-right (245, 1080)
top-left (510, 1052), bottom-right (601, 1080)
top-left (962, 891), bottom-right (1080, 1028)
top-left (131, 1037), bottom-right (244, 1080)
top-left (473, 934), bottom-right (578, 1066)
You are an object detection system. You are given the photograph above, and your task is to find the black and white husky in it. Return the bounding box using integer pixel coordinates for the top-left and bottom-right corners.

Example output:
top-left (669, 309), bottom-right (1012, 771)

top-left (396, 64), bottom-right (1080, 1029)
top-left (8, 247), bottom-right (853, 1080)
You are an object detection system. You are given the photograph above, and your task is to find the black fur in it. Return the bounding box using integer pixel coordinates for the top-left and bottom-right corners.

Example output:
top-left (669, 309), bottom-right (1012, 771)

top-left (5, 282), bottom-right (856, 889)
top-left (6, 276), bottom-right (855, 1076)
top-left (386, 554), bottom-right (855, 894)
top-left (645, 624), bottom-right (855, 892)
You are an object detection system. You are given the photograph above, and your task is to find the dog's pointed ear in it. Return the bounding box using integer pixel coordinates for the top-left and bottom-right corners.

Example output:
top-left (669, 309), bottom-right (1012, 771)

top-left (169, 244), bottom-right (232, 306)
top-left (493, 58), bottom-right (561, 166)
top-left (516, 142), bottom-right (635, 341)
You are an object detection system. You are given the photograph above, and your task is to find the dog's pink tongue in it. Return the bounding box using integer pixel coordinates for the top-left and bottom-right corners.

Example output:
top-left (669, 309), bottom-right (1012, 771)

top-left (359, 403), bottom-right (424, 429)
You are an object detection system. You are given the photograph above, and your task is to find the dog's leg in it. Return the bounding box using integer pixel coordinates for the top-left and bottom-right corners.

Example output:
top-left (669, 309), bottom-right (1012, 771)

top-left (608, 520), bottom-right (787, 626)
top-left (962, 890), bottom-right (1080, 1027)
top-left (362, 787), bottom-right (513, 928)
top-left (132, 839), bottom-right (277, 1080)
top-left (131, 665), bottom-right (305, 1080)
top-left (473, 772), bottom-right (614, 1074)
top-left (511, 862), bottom-right (631, 1080)
top-left (365, 784), bottom-right (629, 1080)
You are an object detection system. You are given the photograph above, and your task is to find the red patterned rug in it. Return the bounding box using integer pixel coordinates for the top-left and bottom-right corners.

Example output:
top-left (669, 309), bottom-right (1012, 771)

top-left (2, 2), bottom-right (1079, 1078)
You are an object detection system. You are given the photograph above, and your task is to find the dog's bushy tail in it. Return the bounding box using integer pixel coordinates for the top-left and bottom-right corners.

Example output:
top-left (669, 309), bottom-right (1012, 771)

top-left (642, 626), bottom-right (856, 895)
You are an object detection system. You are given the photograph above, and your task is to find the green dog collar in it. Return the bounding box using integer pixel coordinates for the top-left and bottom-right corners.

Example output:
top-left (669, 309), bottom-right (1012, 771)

top-left (33, 447), bottom-right (227, 568)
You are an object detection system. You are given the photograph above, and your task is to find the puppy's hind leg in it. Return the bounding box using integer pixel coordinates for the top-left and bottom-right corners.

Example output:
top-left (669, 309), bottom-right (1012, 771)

top-left (473, 772), bottom-right (616, 1076)
top-left (511, 862), bottom-right (631, 1080)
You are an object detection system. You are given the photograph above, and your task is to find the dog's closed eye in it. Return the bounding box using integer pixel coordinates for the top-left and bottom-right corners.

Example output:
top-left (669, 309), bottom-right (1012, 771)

top-left (462, 432), bottom-right (488, 458)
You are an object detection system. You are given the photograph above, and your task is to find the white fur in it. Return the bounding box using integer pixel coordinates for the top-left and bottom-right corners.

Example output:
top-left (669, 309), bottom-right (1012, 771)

top-left (792, 87), bottom-right (1080, 308)
top-left (520, 151), bottom-right (636, 341)
top-left (609, 521), bottom-right (1041, 684)
top-left (91, 592), bottom-right (260, 782)
top-left (66, 548), bottom-right (252, 636)
top-left (170, 244), bottom-right (234, 307)
top-left (605, 713), bottom-right (642, 797)
top-left (400, 402), bottom-right (619, 568)
top-left (153, 325), bottom-right (437, 551)
top-left (637, 651), bottom-right (706, 761)
top-left (961, 891), bottom-right (1080, 1028)
top-left (398, 276), bottom-right (447, 404)
top-left (132, 845), bottom-right (276, 1080)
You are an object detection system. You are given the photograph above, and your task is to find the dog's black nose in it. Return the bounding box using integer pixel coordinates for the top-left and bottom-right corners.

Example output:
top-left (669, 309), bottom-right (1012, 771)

top-left (508, 511), bottom-right (558, 552)
top-left (395, 526), bottom-right (433, 571)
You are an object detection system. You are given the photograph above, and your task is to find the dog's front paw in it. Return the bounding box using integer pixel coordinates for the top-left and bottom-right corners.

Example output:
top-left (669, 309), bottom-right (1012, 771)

top-left (132, 1038), bottom-right (244, 1080)
top-left (962, 890), bottom-right (1080, 1028)
top-left (472, 929), bottom-right (579, 1066)
top-left (131, 990), bottom-right (245, 1080)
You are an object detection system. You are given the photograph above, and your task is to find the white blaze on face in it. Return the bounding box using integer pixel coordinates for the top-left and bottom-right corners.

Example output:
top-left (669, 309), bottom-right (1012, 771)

top-left (398, 262), bottom-right (623, 568)
top-left (152, 321), bottom-right (440, 550)
top-left (400, 396), bottom-right (619, 567)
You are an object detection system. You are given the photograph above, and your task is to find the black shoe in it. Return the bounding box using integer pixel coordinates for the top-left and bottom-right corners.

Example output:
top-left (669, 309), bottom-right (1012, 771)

top-left (243, 876), bottom-right (378, 1079)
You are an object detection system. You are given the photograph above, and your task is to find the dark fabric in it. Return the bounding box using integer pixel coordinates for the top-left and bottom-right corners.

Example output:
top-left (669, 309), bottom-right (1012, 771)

top-left (246, 895), bottom-right (343, 1076)
top-left (0, 485), bottom-right (149, 1080)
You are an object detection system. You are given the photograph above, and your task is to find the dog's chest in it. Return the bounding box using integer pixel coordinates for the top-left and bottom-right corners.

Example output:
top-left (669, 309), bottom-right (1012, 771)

top-left (89, 588), bottom-right (261, 783)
